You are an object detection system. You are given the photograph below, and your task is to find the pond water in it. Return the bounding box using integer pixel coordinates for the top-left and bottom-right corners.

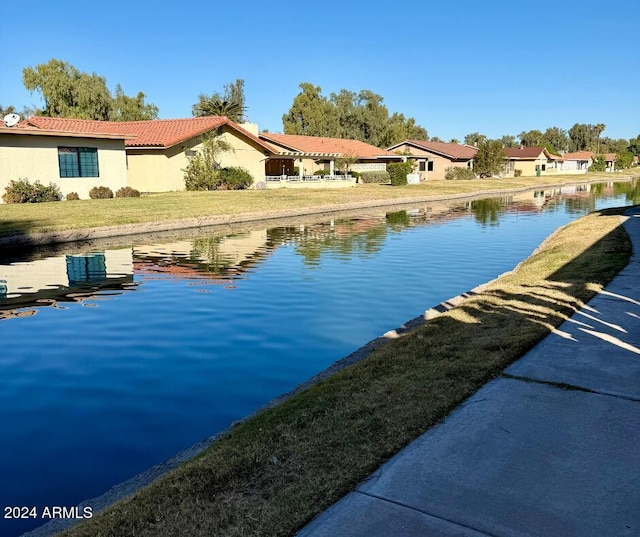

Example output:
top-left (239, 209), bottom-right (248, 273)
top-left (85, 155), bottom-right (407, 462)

top-left (1, 180), bottom-right (638, 536)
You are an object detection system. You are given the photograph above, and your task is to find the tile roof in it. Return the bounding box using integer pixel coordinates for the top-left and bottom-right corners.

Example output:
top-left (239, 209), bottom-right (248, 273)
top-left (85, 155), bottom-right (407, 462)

top-left (503, 147), bottom-right (547, 159)
top-left (396, 140), bottom-right (478, 160)
top-left (0, 125), bottom-right (135, 140)
top-left (562, 151), bottom-right (594, 161)
top-left (259, 133), bottom-right (399, 159)
top-left (22, 116), bottom-right (275, 152)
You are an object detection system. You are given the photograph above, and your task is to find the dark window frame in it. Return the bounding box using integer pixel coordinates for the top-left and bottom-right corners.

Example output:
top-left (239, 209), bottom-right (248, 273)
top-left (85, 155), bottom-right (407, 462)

top-left (58, 147), bottom-right (100, 178)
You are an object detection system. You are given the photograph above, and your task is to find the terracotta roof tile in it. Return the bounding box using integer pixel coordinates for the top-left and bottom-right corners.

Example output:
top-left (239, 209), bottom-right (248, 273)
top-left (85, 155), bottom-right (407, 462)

top-left (503, 147), bottom-right (547, 159)
top-left (562, 151), bottom-right (594, 161)
top-left (259, 133), bottom-right (398, 158)
top-left (398, 140), bottom-right (478, 160)
top-left (23, 116), bottom-right (275, 152)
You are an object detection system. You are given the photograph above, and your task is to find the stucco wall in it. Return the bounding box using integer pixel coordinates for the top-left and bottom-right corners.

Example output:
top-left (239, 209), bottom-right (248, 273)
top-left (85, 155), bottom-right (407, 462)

top-left (389, 143), bottom-right (472, 180)
top-left (0, 134), bottom-right (127, 201)
top-left (127, 126), bottom-right (268, 192)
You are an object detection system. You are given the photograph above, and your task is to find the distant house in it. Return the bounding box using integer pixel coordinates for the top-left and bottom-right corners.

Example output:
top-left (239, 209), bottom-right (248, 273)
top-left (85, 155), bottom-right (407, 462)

top-left (259, 133), bottom-right (402, 179)
top-left (555, 151), bottom-right (593, 174)
top-left (503, 147), bottom-right (557, 177)
top-left (22, 116), bottom-right (276, 192)
top-left (385, 140), bottom-right (478, 181)
top-left (604, 153), bottom-right (616, 172)
top-left (0, 124), bottom-right (132, 201)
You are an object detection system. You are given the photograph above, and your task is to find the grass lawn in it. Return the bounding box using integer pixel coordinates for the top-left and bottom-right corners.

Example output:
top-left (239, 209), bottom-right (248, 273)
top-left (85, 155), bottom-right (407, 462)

top-left (0, 172), bottom-right (635, 239)
top-left (59, 205), bottom-right (633, 537)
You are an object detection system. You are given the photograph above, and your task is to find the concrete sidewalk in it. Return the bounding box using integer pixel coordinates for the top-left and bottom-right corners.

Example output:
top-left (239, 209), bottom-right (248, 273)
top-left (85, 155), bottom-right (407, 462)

top-left (298, 206), bottom-right (640, 537)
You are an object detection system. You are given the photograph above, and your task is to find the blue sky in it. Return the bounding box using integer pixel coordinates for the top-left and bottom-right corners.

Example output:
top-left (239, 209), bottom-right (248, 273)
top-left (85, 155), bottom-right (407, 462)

top-left (1, 0), bottom-right (638, 142)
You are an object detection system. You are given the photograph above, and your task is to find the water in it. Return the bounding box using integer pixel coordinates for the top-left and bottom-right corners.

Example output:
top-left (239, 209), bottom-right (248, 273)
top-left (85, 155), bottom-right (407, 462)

top-left (0, 181), bottom-right (638, 535)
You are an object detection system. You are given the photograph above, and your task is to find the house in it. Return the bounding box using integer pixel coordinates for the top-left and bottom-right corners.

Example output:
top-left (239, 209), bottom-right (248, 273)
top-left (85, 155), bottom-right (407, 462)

top-left (385, 140), bottom-right (478, 181)
top-left (502, 147), bottom-right (557, 177)
top-left (0, 124), bottom-right (132, 201)
top-left (604, 153), bottom-right (616, 172)
top-left (259, 133), bottom-right (402, 185)
top-left (555, 151), bottom-right (593, 174)
top-left (20, 116), bottom-right (277, 193)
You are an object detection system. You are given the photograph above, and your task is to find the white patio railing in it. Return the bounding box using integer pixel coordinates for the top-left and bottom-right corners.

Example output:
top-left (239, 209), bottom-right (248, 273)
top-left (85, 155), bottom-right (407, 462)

top-left (265, 175), bottom-right (353, 182)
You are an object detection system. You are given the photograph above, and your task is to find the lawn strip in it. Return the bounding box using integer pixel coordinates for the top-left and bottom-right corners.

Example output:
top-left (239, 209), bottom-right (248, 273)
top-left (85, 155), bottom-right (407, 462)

top-left (1, 173), bottom-right (635, 241)
top-left (58, 206), bottom-right (633, 537)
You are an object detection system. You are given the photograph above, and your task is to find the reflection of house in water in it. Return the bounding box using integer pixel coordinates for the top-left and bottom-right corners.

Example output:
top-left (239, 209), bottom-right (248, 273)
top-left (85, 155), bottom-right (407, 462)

top-left (132, 230), bottom-right (271, 284)
top-left (0, 249), bottom-right (134, 318)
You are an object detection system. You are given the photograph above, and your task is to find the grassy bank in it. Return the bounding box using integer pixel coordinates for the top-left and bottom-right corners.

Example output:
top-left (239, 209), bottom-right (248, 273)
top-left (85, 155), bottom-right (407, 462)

top-left (1, 173), bottom-right (634, 239)
top-left (59, 206), bottom-right (633, 537)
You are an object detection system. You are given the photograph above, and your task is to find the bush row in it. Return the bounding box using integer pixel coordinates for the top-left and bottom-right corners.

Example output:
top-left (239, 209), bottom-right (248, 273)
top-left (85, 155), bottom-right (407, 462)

top-left (2, 179), bottom-right (141, 203)
top-left (185, 166), bottom-right (253, 191)
top-left (359, 171), bottom-right (391, 184)
top-left (444, 166), bottom-right (477, 180)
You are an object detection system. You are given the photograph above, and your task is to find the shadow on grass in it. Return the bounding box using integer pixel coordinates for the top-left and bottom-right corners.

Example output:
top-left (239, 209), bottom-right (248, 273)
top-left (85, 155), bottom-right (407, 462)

top-left (58, 208), bottom-right (636, 537)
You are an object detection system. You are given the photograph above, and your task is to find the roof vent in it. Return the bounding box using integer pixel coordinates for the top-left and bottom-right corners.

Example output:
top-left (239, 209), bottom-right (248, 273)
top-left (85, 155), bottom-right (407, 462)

top-left (3, 113), bottom-right (20, 127)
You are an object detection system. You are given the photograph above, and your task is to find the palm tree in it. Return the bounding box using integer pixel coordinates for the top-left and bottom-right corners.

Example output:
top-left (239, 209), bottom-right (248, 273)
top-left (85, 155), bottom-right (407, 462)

top-left (593, 123), bottom-right (606, 154)
top-left (192, 95), bottom-right (246, 122)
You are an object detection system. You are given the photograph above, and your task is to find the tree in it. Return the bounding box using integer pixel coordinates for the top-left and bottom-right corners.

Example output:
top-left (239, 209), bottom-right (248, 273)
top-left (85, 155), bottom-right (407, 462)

top-left (22, 58), bottom-right (158, 121)
top-left (192, 78), bottom-right (247, 122)
top-left (110, 84), bottom-right (159, 121)
top-left (568, 123), bottom-right (607, 152)
top-left (449, 138), bottom-right (460, 144)
top-left (464, 132), bottom-right (486, 146)
top-left (474, 139), bottom-right (506, 178)
top-left (518, 129), bottom-right (543, 147)
top-left (0, 104), bottom-right (34, 119)
top-left (384, 112), bottom-right (427, 147)
top-left (282, 82), bottom-right (427, 146)
top-left (500, 135), bottom-right (518, 148)
top-left (282, 83), bottom-right (338, 137)
top-left (183, 132), bottom-right (233, 190)
top-left (593, 123), bottom-right (606, 154)
top-left (628, 135), bottom-right (640, 156)
top-left (541, 127), bottom-right (568, 153)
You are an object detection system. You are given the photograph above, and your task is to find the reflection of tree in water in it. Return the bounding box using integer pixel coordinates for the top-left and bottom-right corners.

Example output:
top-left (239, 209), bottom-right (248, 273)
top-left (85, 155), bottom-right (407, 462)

top-left (190, 237), bottom-right (235, 274)
top-left (613, 179), bottom-right (640, 204)
top-left (385, 210), bottom-right (411, 228)
top-left (470, 199), bottom-right (505, 226)
top-left (564, 196), bottom-right (597, 215)
top-left (267, 215), bottom-right (410, 267)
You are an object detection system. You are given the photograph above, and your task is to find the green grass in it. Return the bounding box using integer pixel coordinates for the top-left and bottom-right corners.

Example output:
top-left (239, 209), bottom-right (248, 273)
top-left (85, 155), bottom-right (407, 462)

top-left (59, 206), bottom-right (633, 537)
top-left (1, 172), bottom-right (634, 239)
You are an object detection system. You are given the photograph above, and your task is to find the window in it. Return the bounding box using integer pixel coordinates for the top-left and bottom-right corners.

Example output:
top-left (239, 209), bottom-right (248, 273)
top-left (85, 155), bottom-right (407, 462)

top-left (58, 147), bottom-right (99, 177)
top-left (428, 161), bottom-right (434, 172)
top-left (418, 161), bottom-right (426, 172)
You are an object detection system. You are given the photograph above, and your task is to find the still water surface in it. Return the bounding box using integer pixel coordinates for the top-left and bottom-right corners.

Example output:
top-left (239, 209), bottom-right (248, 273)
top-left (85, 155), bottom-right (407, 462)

top-left (1, 181), bottom-right (638, 535)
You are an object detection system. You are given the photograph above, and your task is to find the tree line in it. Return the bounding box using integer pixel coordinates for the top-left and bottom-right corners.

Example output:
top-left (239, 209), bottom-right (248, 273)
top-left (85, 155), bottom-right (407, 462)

top-left (2, 58), bottom-right (638, 163)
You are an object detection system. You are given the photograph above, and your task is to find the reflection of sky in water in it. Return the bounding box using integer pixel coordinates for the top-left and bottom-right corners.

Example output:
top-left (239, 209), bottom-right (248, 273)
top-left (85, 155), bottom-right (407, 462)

top-left (0, 182), bottom-right (637, 536)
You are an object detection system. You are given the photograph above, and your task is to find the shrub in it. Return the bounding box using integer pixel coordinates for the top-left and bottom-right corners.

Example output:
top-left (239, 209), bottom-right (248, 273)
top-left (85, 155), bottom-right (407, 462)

top-left (445, 166), bottom-right (476, 180)
top-left (514, 169), bottom-right (522, 177)
top-left (2, 178), bottom-right (62, 203)
top-left (183, 133), bottom-right (233, 191)
top-left (115, 186), bottom-right (141, 198)
top-left (313, 169), bottom-right (331, 176)
top-left (348, 170), bottom-right (360, 179)
top-left (588, 155), bottom-right (606, 172)
top-left (66, 192), bottom-right (80, 201)
top-left (89, 186), bottom-right (114, 199)
top-left (387, 161), bottom-right (413, 186)
top-left (218, 167), bottom-right (253, 190)
top-left (359, 171), bottom-right (390, 184)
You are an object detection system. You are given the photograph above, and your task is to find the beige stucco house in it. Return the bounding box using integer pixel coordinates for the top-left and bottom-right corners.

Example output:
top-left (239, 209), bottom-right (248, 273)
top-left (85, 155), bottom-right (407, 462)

top-left (22, 116), bottom-right (276, 193)
top-left (503, 147), bottom-right (558, 177)
top-left (0, 125), bottom-right (131, 201)
top-left (259, 133), bottom-right (402, 185)
top-left (385, 140), bottom-right (478, 181)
